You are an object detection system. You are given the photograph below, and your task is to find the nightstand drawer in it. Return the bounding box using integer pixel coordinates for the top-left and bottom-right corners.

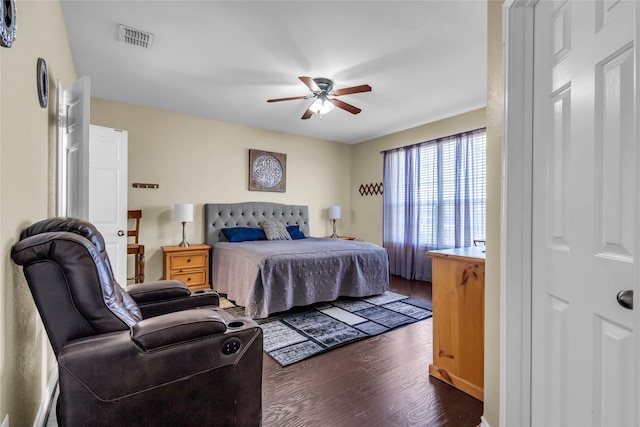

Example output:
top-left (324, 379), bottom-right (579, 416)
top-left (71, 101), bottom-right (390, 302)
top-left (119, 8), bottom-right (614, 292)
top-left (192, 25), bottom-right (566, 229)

top-left (170, 253), bottom-right (207, 269)
top-left (171, 270), bottom-right (206, 287)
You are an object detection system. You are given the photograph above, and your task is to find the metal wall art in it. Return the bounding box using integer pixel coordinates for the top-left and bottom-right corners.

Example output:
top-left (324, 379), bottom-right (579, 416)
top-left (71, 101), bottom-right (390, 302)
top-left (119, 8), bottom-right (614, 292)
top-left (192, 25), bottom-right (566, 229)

top-left (0, 0), bottom-right (16, 48)
top-left (249, 149), bottom-right (286, 192)
top-left (359, 182), bottom-right (383, 196)
top-left (37, 58), bottom-right (48, 108)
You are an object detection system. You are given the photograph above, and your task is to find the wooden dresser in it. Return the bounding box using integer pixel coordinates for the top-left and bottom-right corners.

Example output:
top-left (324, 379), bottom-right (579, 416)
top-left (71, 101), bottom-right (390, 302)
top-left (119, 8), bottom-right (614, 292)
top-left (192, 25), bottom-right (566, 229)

top-left (161, 244), bottom-right (211, 291)
top-left (426, 247), bottom-right (485, 401)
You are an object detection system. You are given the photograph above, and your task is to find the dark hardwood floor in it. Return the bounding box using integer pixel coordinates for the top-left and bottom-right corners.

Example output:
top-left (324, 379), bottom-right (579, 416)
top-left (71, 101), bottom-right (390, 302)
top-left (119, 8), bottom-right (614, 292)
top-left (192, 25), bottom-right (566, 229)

top-left (261, 275), bottom-right (483, 427)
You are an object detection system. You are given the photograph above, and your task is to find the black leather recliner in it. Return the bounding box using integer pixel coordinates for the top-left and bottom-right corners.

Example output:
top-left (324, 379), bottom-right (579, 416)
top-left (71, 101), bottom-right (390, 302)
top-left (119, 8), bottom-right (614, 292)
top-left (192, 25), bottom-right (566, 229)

top-left (11, 218), bottom-right (263, 427)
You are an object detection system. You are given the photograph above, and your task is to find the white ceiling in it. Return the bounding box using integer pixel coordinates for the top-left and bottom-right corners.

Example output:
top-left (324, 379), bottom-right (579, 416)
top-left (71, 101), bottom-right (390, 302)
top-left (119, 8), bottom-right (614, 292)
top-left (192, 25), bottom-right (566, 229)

top-left (60, 1), bottom-right (487, 145)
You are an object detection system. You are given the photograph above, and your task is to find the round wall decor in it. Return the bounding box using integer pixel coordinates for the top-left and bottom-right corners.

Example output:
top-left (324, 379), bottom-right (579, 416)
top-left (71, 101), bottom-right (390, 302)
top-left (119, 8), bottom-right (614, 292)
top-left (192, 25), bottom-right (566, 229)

top-left (253, 154), bottom-right (283, 188)
top-left (0, 0), bottom-right (16, 48)
top-left (248, 149), bottom-right (287, 192)
top-left (37, 58), bottom-right (48, 108)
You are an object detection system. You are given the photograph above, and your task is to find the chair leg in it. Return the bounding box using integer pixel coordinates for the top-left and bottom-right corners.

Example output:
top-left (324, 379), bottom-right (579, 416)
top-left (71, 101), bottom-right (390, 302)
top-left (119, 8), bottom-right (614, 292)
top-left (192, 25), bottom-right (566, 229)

top-left (134, 254), bottom-right (140, 284)
top-left (139, 253), bottom-right (145, 283)
top-left (128, 248), bottom-right (145, 284)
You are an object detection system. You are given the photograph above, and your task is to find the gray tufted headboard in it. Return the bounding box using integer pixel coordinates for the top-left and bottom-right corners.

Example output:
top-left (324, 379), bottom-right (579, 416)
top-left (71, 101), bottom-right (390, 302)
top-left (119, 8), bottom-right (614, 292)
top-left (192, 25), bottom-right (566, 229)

top-left (204, 202), bottom-right (310, 246)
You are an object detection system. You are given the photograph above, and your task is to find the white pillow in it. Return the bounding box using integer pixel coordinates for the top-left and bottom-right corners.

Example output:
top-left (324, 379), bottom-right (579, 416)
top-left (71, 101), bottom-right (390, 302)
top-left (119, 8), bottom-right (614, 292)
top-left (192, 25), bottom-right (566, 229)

top-left (261, 220), bottom-right (292, 240)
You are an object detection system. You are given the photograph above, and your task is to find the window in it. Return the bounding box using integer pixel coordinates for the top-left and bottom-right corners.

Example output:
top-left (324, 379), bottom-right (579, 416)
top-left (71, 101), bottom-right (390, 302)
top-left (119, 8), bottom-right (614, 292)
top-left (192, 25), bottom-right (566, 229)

top-left (383, 128), bottom-right (486, 281)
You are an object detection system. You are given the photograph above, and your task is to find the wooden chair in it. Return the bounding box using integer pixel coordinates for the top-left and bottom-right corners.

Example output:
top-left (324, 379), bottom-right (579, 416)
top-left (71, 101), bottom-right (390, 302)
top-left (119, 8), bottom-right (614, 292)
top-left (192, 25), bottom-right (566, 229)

top-left (127, 210), bottom-right (145, 283)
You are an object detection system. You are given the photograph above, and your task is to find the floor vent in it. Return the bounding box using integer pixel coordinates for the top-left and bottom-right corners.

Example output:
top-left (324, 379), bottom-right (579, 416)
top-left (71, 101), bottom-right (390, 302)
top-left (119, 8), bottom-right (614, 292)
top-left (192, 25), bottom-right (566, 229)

top-left (118, 25), bottom-right (154, 49)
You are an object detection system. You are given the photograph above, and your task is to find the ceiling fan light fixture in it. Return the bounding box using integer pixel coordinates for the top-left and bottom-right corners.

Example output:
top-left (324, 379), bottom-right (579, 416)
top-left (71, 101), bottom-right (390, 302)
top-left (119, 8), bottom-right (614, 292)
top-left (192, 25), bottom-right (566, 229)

top-left (267, 76), bottom-right (370, 119)
top-left (309, 95), bottom-right (334, 115)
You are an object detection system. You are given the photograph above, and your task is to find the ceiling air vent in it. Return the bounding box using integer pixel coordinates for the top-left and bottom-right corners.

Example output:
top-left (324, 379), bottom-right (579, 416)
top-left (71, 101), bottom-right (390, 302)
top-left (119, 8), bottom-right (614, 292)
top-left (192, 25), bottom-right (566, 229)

top-left (118, 25), bottom-right (154, 49)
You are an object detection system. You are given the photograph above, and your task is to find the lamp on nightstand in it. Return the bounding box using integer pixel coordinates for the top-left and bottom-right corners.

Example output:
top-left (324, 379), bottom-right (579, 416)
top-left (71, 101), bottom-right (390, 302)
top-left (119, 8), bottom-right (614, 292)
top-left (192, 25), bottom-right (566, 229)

top-left (174, 203), bottom-right (194, 247)
top-left (328, 206), bottom-right (341, 239)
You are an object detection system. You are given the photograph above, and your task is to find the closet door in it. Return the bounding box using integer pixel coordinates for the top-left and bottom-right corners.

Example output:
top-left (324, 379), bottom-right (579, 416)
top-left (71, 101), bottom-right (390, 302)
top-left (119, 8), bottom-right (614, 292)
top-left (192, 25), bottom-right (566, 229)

top-left (531, 2), bottom-right (639, 425)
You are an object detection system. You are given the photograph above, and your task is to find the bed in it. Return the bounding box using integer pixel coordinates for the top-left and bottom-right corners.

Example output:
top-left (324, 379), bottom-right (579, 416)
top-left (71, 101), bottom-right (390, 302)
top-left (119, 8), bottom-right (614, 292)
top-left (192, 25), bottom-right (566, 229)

top-left (204, 202), bottom-right (390, 318)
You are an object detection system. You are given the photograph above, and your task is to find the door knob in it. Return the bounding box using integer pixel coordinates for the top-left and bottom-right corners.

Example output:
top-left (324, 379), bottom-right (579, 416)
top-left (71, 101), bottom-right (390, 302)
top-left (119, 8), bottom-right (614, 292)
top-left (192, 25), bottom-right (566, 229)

top-left (117, 230), bottom-right (125, 237)
top-left (616, 290), bottom-right (633, 310)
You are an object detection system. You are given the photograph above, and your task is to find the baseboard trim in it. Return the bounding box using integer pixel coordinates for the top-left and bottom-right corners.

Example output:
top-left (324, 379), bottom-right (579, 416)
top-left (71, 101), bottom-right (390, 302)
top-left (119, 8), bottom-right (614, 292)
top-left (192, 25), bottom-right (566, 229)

top-left (479, 415), bottom-right (491, 427)
top-left (33, 365), bottom-right (58, 427)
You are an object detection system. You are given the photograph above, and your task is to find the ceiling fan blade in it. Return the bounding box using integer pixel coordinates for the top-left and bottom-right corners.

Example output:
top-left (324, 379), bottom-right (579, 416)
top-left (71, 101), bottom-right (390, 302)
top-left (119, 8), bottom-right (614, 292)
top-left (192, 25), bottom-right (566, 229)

top-left (331, 98), bottom-right (362, 115)
top-left (301, 109), bottom-right (314, 120)
top-left (267, 95), bottom-right (309, 103)
top-left (332, 84), bottom-right (372, 96)
top-left (299, 76), bottom-right (320, 92)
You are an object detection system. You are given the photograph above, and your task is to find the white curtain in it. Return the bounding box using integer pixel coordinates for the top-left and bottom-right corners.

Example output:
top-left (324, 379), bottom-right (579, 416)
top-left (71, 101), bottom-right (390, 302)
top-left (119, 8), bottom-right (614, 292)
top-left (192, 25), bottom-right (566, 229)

top-left (383, 128), bottom-right (486, 281)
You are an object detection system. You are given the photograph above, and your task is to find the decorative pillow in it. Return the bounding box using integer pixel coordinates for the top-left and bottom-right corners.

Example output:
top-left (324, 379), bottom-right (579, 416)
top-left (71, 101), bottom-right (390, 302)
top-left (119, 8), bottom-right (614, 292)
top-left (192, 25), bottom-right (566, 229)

top-left (221, 227), bottom-right (267, 242)
top-left (286, 225), bottom-right (306, 240)
top-left (261, 220), bottom-right (292, 241)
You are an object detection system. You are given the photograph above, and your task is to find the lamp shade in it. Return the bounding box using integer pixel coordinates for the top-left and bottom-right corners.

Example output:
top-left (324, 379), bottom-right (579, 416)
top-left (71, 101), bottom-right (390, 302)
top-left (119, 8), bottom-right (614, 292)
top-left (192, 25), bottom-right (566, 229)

top-left (328, 206), bottom-right (341, 220)
top-left (174, 203), bottom-right (194, 222)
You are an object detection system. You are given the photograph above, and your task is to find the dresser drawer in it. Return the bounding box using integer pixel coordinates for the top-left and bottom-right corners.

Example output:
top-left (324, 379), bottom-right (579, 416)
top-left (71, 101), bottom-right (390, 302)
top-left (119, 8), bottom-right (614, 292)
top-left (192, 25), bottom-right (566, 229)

top-left (170, 253), bottom-right (207, 270)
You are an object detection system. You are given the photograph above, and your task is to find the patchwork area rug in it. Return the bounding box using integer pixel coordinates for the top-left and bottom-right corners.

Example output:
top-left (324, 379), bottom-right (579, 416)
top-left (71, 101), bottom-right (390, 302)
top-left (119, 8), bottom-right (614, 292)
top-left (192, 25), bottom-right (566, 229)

top-left (227, 291), bottom-right (432, 367)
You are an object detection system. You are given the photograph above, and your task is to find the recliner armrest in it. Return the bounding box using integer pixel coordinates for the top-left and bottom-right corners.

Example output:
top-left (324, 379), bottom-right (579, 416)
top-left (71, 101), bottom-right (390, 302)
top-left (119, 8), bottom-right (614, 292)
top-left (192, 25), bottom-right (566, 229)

top-left (126, 281), bottom-right (220, 318)
top-left (131, 309), bottom-right (227, 351)
top-left (126, 280), bottom-right (191, 303)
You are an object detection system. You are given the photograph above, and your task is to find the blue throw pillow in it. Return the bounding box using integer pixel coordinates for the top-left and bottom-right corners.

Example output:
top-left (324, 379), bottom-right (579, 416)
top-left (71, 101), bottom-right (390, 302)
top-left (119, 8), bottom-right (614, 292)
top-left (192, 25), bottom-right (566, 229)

top-left (222, 227), bottom-right (267, 242)
top-left (286, 225), bottom-right (306, 240)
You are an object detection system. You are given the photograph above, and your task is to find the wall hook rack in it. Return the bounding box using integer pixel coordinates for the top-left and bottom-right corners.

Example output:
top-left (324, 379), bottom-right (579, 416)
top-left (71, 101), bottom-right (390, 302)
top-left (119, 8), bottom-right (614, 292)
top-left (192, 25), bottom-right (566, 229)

top-left (132, 183), bottom-right (159, 189)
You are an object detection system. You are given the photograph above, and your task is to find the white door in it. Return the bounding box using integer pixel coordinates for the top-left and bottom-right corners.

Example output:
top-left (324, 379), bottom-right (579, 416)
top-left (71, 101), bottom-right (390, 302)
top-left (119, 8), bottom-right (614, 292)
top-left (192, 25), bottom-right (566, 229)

top-left (59, 76), bottom-right (90, 218)
top-left (59, 78), bottom-right (128, 286)
top-left (88, 125), bottom-right (128, 286)
top-left (531, 1), bottom-right (638, 425)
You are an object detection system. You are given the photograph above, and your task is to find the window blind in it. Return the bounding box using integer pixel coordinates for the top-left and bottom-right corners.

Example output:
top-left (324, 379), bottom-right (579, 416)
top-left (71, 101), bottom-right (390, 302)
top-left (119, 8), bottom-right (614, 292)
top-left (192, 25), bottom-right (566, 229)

top-left (382, 128), bottom-right (486, 280)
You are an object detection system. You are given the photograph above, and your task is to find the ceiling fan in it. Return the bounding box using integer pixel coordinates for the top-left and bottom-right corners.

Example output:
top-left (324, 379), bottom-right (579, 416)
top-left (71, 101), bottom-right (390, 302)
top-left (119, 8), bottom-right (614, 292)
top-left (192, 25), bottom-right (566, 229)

top-left (267, 76), bottom-right (372, 120)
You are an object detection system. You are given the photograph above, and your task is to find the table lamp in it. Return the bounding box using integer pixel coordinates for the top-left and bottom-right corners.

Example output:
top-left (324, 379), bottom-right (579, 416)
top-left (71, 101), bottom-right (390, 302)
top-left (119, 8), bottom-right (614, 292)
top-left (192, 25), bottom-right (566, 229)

top-left (174, 203), bottom-right (194, 247)
top-left (328, 206), bottom-right (341, 239)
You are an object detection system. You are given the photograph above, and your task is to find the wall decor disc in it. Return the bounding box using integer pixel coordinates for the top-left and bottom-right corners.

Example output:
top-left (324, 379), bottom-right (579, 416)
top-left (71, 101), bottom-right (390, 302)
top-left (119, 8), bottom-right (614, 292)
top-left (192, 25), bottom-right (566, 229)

top-left (37, 58), bottom-right (48, 108)
top-left (249, 149), bottom-right (287, 192)
top-left (0, 0), bottom-right (16, 48)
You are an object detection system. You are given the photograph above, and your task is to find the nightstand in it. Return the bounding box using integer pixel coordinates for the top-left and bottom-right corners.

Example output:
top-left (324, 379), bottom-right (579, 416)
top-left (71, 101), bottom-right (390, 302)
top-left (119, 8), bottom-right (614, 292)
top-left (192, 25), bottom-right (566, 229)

top-left (161, 244), bottom-right (211, 291)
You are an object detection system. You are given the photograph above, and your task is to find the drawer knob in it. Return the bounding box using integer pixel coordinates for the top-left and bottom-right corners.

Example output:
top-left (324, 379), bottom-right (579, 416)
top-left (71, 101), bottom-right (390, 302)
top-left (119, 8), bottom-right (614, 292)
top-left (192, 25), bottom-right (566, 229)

top-left (187, 258), bottom-right (191, 263)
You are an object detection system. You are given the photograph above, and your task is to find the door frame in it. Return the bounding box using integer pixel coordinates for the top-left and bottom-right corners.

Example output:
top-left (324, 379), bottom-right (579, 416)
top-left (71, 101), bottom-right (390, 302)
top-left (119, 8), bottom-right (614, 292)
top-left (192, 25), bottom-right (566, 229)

top-left (500, 1), bottom-right (537, 425)
top-left (501, 1), bottom-right (640, 426)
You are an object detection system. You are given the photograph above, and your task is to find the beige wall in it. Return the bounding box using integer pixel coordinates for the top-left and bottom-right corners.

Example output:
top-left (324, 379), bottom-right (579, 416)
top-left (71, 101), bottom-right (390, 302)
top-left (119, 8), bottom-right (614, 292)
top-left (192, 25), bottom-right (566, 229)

top-left (350, 108), bottom-right (486, 245)
top-left (92, 101), bottom-right (486, 277)
top-left (91, 99), bottom-right (353, 282)
top-left (484, 1), bottom-right (503, 425)
top-left (1, 1), bottom-right (77, 425)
